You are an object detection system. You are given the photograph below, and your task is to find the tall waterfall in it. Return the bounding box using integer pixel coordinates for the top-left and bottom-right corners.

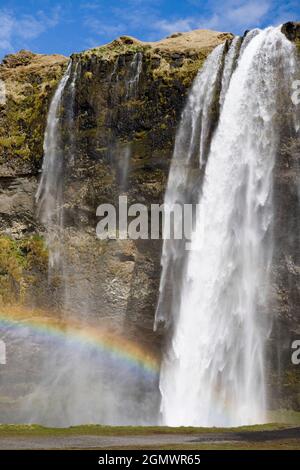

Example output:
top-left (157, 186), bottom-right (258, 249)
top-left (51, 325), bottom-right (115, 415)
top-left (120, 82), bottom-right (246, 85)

top-left (155, 43), bottom-right (227, 329)
top-left (158, 27), bottom-right (297, 427)
top-left (35, 61), bottom-right (72, 268)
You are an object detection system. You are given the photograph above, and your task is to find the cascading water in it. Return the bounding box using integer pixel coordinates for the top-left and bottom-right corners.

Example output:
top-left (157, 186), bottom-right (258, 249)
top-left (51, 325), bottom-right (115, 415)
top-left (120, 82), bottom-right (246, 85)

top-left (119, 144), bottom-right (132, 192)
top-left (155, 42), bottom-right (227, 329)
top-left (219, 36), bottom-right (241, 108)
top-left (126, 52), bottom-right (143, 99)
top-left (67, 61), bottom-right (79, 166)
top-left (158, 27), bottom-right (298, 427)
top-left (116, 52), bottom-right (143, 193)
top-left (35, 61), bottom-right (72, 269)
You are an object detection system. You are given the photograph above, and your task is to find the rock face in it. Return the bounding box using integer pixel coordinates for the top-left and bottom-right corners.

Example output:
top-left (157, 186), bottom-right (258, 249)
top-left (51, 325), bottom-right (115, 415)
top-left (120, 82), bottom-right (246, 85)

top-left (0, 26), bottom-right (299, 416)
top-left (0, 51), bottom-right (66, 308)
top-left (0, 30), bottom-right (232, 338)
top-left (281, 22), bottom-right (300, 43)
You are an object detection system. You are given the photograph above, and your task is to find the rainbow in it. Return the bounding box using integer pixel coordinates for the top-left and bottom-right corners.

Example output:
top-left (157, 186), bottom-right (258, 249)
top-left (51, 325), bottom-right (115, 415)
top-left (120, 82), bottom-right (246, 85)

top-left (0, 306), bottom-right (160, 378)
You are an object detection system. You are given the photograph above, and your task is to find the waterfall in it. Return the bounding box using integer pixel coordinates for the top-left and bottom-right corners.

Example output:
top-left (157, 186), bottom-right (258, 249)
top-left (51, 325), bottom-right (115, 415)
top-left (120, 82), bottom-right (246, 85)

top-left (67, 60), bottom-right (79, 165)
top-left (110, 56), bottom-right (119, 82)
top-left (155, 43), bottom-right (226, 329)
top-left (35, 61), bottom-right (72, 268)
top-left (158, 27), bottom-right (297, 427)
top-left (116, 52), bottom-right (143, 193)
top-left (126, 52), bottom-right (143, 99)
top-left (119, 144), bottom-right (132, 192)
top-left (219, 36), bottom-right (241, 108)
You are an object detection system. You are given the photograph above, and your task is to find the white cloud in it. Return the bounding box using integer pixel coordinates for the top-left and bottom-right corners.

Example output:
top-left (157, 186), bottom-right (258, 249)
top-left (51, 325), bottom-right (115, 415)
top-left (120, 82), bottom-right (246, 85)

top-left (84, 17), bottom-right (126, 38)
top-left (0, 11), bottom-right (14, 50)
top-left (226, 1), bottom-right (271, 27)
top-left (154, 18), bottom-right (197, 35)
top-left (82, 1), bottom-right (160, 41)
top-left (151, 0), bottom-right (273, 37)
top-left (79, 0), bottom-right (299, 50)
top-left (268, 0), bottom-right (299, 27)
top-left (0, 7), bottom-right (61, 52)
top-left (80, 2), bottom-right (100, 10)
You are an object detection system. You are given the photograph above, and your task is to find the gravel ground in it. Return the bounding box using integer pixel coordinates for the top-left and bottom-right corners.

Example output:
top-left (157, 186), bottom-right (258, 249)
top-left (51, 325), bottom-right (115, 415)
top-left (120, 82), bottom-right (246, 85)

top-left (0, 427), bottom-right (299, 449)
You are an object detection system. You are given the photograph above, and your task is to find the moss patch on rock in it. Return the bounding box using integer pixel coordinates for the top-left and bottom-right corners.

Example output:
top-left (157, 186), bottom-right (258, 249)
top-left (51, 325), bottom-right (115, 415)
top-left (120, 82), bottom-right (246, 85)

top-left (0, 50), bottom-right (68, 176)
top-left (0, 234), bottom-right (48, 304)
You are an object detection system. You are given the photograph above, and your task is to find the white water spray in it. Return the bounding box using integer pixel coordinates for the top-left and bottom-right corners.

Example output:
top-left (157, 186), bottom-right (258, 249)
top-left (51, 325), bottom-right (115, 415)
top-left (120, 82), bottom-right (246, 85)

top-left (158, 28), bottom-right (297, 427)
top-left (155, 43), bottom-right (226, 329)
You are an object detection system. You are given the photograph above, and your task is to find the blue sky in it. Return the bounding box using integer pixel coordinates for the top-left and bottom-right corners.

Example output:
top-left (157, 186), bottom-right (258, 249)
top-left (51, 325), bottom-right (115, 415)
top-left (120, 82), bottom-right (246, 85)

top-left (0, 0), bottom-right (299, 59)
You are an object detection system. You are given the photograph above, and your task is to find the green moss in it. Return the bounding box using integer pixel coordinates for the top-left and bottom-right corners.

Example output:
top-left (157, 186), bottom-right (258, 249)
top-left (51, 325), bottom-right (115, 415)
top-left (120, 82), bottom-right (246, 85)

top-left (0, 422), bottom-right (293, 438)
top-left (178, 57), bottom-right (206, 86)
top-left (19, 235), bottom-right (48, 269)
top-left (79, 40), bottom-right (149, 62)
top-left (0, 62), bottom-right (66, 169)
top-left (14, 148), bottom-right (31, 158)
top-left (0, 236), bottom-right (26, 304)
top-left (0, 235), bottom-right (48, 304)
top-left (150, 55), bottom-right (205, 88)
top-left (269, 409), bottom-right (300, 425)
top-left (84, 71), bottom-right (93, 80)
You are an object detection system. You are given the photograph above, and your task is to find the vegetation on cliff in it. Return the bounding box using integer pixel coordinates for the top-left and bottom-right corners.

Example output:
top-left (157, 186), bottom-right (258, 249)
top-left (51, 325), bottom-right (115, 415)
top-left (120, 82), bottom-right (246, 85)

top-left (0, 235), bottom-right (48, 305)
top-left (0, 50), bottom-right (67, 176)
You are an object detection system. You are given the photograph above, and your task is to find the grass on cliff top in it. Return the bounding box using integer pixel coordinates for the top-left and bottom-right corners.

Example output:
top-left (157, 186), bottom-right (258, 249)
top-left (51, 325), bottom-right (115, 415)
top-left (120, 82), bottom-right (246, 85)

top-left (78, 38), bottom-right (149, 62)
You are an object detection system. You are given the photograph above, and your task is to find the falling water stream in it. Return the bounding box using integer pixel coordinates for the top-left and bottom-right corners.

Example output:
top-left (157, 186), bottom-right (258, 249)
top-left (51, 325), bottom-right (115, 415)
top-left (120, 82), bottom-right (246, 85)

top-left (35, 61), bottom-right (72, 269)
top-left (158, 27), bottom-right (298, 426)
top-left (126, 52), bottom-right (143, 99)
top-left (117, 52), bottom-right (143, 192)
top-left (155, 42), bottom-right (227, 330)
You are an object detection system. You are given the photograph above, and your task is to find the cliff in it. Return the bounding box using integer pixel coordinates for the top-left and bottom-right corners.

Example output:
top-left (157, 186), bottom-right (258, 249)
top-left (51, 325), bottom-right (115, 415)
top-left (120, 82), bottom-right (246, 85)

top-left (0, 24), bottom-right (299, 418)
top-left (0, 29), bottom-right (232, 332)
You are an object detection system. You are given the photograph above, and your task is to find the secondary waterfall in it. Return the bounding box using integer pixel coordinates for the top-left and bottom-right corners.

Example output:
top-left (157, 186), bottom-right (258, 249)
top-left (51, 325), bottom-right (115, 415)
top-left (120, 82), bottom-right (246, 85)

top-left (116, 52), bottom-right (143, 192)
top-left (35, 61), bottom-right (72, 269)
top-left (126, 52), bottom-right (143, 99)
top-left (157, 27), bottom-right (297, 427)
top-left (25, 54), bottom-right (157, 427)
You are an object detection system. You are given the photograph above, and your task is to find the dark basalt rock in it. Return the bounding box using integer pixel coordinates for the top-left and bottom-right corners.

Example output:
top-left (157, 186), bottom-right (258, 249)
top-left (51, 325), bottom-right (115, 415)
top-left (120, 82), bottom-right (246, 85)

top-left (281, 22), bottom-right (300, 41)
